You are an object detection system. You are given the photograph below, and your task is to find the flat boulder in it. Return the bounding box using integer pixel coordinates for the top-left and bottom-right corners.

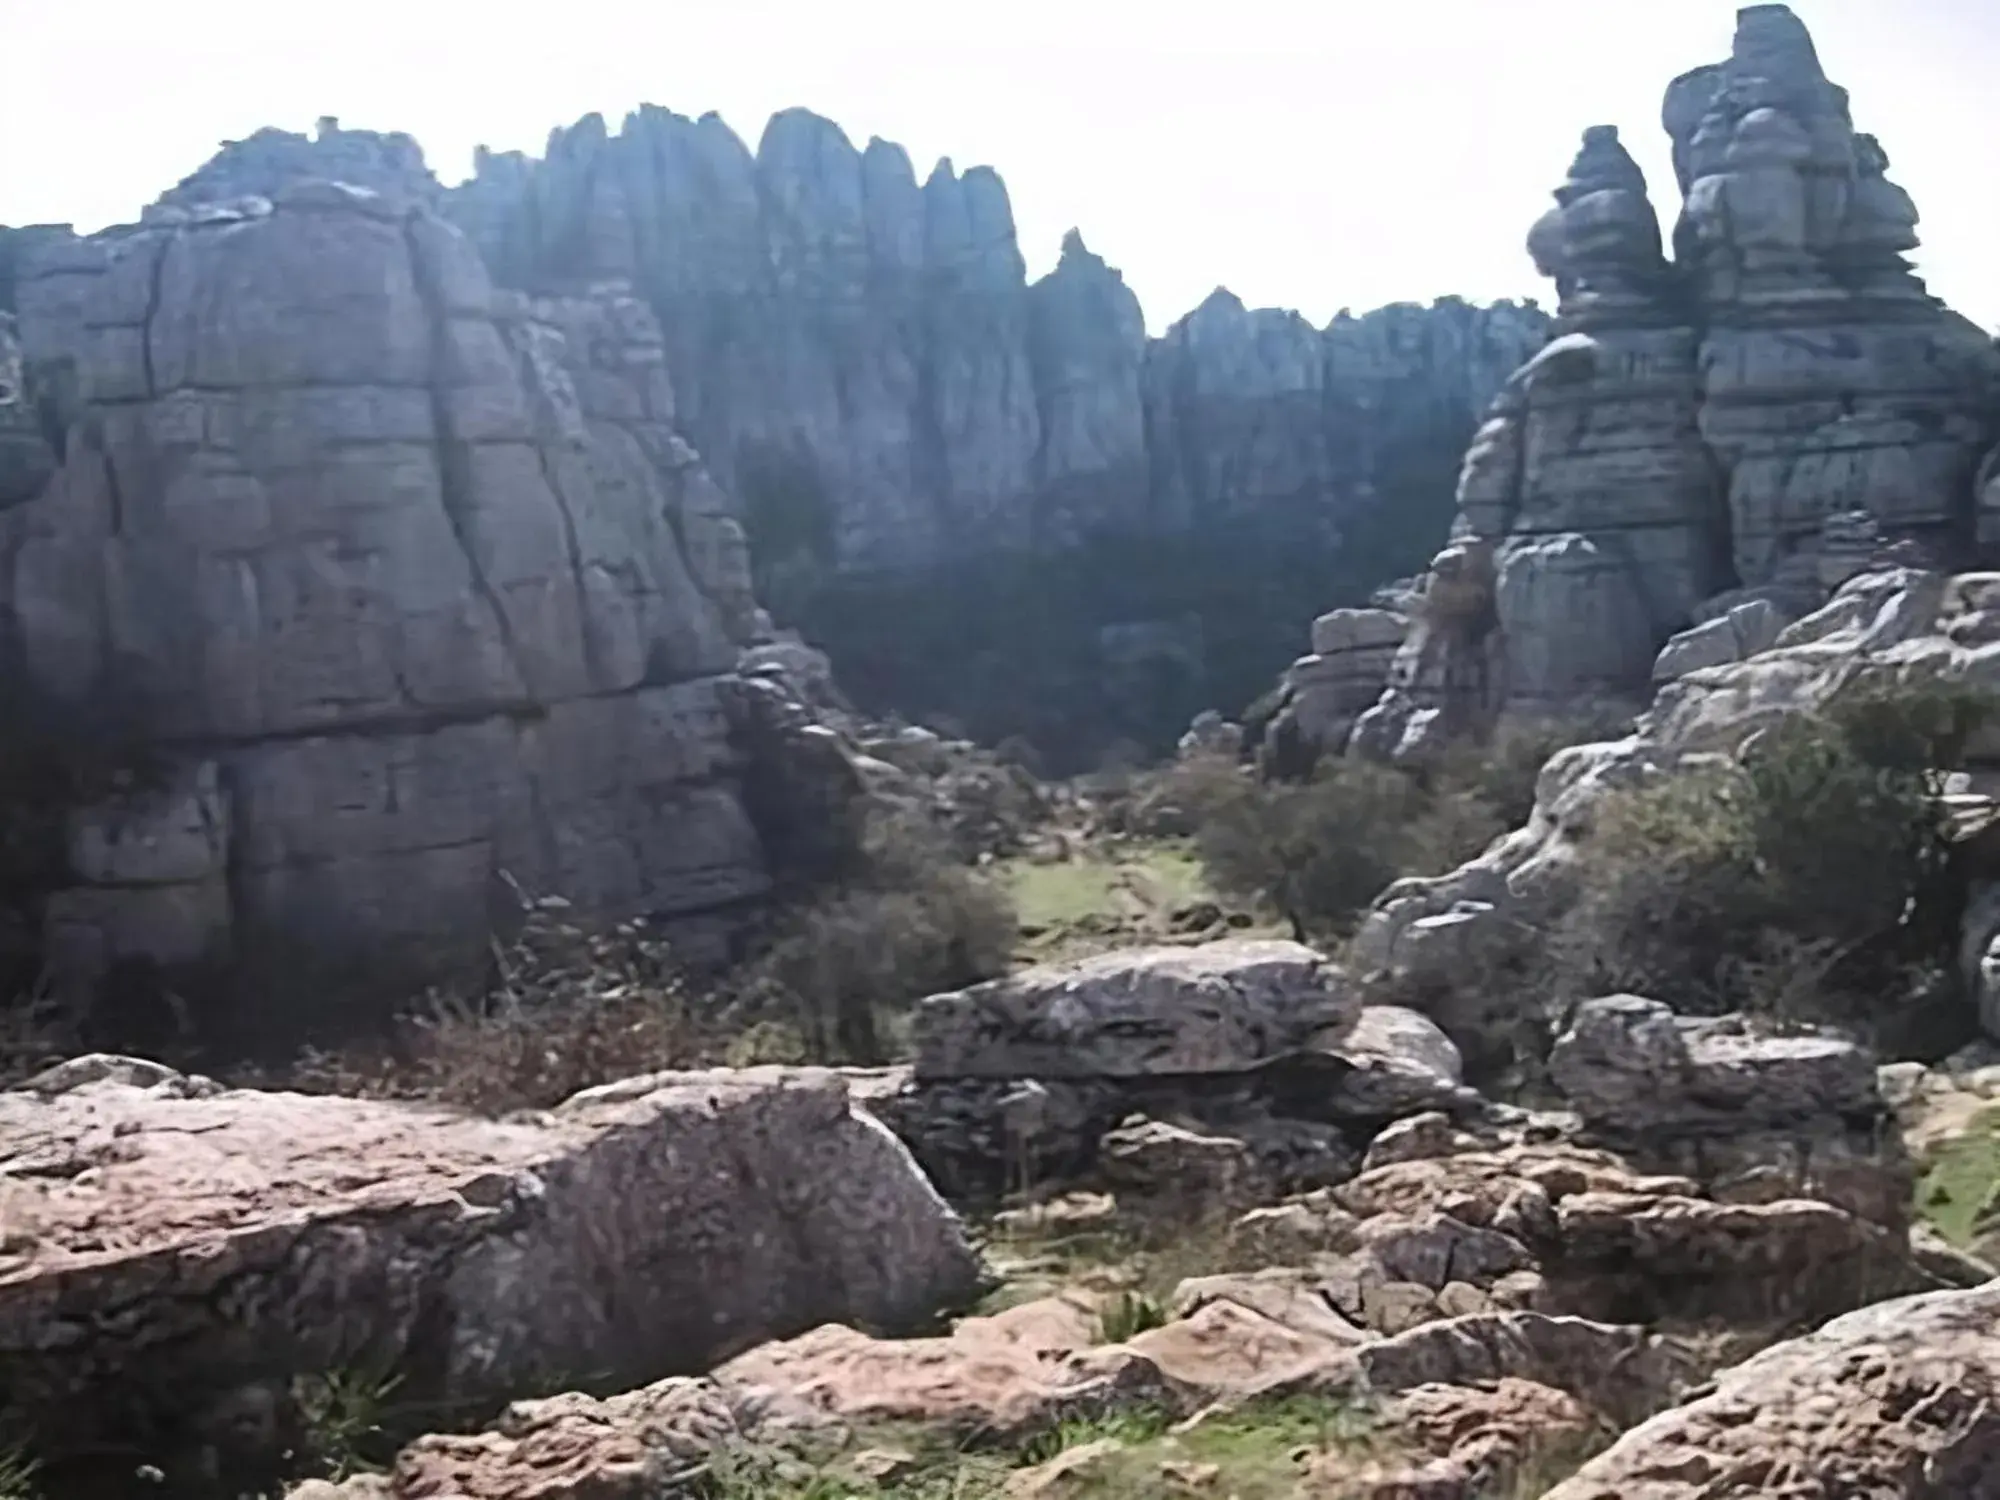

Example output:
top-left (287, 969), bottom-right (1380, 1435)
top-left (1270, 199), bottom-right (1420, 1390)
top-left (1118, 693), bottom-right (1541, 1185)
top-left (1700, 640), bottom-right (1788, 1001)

top-left (0, 1058), bottom-right (982, 1461)
top-left (1549, 996), bottom-right (1879, 1136)
top-left (912, 939), bottom-right (1356, 1080)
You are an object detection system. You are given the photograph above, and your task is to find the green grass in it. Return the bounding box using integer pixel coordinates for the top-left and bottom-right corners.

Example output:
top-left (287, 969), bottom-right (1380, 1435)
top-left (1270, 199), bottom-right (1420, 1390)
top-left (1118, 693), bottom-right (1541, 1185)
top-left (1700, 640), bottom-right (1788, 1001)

top-left (999, 839), bottom-right (1268, 965)
top-left (1917, 1104), bottom-right (2000, 1248)
top-left (293, 1365), bottom-right (405, 1481)
top-left (0, 1446), bottom-right (37, 1500)
top-left (694, 1396), bottom-right (1383, 1499)
top-left (1094, 1291), bottom-right (1169, 1345)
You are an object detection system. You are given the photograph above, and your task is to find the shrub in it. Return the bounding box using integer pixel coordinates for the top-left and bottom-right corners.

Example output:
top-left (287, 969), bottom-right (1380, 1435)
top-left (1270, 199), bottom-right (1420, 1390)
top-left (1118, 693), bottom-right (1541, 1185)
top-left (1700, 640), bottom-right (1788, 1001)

top-left (1183, 758), bottom-right (1431, 941)
top-left (724, 808), bottom-right (1018, 1065)
top-left (1551, 676), bottom-right (1990, 1033)
top-left (1161, 721), bottom-right (1591, 940)
top-left (285, 895), bottom-right (705, 1114)
top-left (1431, 712), bottom-right (1629, 828)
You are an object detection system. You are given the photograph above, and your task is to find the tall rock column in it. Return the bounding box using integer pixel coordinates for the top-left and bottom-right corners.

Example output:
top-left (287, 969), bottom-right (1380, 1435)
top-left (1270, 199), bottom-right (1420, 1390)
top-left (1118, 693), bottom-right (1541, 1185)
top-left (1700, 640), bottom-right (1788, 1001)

top-left (1354, 3), bottom-right (2000, 754)
top-left (1354, 125), bottom-right (1724, 758)
top-left (1668, 3), bottom-right (2000, 577)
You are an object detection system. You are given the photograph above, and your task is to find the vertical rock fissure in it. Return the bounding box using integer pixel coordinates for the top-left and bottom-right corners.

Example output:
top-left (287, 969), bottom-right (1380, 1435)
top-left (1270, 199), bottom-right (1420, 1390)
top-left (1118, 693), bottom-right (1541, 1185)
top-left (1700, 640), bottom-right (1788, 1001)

top-left (402, 213), bottom-right (533, 697)
top-left (507, 318), bottom-right (607, 691)
top-left (138, 235), bottom-right (167, 401)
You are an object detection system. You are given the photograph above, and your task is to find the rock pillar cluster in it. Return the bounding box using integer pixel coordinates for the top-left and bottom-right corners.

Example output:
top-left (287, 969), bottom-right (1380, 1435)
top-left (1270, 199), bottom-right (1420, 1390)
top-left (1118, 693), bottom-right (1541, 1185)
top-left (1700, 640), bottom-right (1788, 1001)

top-left (1334, 4), bottom-right (2000, 761)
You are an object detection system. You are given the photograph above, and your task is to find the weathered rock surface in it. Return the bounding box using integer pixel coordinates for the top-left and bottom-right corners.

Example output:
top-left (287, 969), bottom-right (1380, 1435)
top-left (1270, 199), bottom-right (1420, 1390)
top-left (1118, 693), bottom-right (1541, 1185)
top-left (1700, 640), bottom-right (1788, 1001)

top-left (1549, 996), bottom-right (1879, 1137)
top-left (1544, 1280), bottom-right (2000, 1498)
top-left (0, 1058), bottom-right (982, 1463)
top-left (877, 940), bottom-right (1468, 1202)
top-left (912, 940), bottom-right (1356, 1080)
top-left (442, 117), bottom-right (1540, 576)
top-left (1339, 4), bottom-right (2000, 760)
top-left (4, 177), bottom-right (848, 1027)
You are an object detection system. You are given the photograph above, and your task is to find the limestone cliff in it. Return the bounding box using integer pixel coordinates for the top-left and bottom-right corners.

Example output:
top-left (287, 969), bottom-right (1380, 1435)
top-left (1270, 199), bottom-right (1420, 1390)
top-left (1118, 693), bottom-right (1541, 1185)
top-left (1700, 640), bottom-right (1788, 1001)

top-left (0, 179), bottom-right (846, 1044)
top-left (440, 110), bottom-right (1547, 760)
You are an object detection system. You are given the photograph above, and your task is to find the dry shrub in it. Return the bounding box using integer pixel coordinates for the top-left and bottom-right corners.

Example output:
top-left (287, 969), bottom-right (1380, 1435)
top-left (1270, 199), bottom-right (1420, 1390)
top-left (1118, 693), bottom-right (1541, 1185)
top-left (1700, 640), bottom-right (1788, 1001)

top-left (286, 895), bottom-right (703, 1114)
top-left (727, 808), bottom-right (1018, 1064)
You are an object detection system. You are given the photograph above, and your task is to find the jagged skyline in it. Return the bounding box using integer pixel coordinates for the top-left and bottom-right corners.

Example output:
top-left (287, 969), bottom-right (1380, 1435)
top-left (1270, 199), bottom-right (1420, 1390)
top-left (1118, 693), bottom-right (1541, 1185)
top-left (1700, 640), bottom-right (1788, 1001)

top-left (7, 0), bottom-right (1999, 334)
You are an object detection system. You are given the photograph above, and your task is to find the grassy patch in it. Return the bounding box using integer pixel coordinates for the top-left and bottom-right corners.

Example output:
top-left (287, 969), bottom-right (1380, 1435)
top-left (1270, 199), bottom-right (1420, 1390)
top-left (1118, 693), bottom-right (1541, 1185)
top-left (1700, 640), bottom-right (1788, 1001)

top-left (1917, 1105), bottom-right (2000, 1248)
top-left (974, 1208), bottom-right (1255, 1317)
top-left (695, 1397), bottom-right (1383, 1499)
top-left (1000, 839), bottom-right (1270, 965)
top-left (0, 1445), bottom-right (38, 1500)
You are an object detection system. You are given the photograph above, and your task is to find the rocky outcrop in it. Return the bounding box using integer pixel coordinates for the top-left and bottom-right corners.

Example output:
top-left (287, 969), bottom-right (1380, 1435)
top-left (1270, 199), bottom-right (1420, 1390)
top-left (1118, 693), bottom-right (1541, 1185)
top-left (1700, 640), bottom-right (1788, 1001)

top-left (2, 179), bottom-right (846, 1036)
top-left (0, 1057), bottom-right (982, 1477)
top-left (870, 938), bottom-right (1473, 1201)
top-left (1354, 562), bottom-right (2000, 1036)
top-left (1548, 996), bottom-right (1912, 1231)
top-left (1334, 4), bottom-right (2000, 764)
top-left (434, 108), bottom-right (1546, 761)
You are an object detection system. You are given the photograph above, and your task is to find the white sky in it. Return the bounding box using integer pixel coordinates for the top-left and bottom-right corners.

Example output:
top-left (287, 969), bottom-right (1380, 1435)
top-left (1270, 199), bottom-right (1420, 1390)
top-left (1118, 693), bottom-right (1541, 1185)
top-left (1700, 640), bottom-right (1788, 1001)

top-left (6, 0), bottom-right (1998, 334)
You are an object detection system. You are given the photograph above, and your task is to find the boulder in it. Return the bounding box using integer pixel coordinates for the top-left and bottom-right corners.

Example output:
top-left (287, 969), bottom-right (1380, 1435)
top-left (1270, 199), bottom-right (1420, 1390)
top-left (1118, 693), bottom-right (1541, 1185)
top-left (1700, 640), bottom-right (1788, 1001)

top-left (1543, 1281), bottom-right (2000, 1498)
top-left (1548, 996), bottom-right (1880, 1136)
top-left (0, 1059), bottom-right (982, 1461)
top-left (912, 940), bottom-right (1357, 1080)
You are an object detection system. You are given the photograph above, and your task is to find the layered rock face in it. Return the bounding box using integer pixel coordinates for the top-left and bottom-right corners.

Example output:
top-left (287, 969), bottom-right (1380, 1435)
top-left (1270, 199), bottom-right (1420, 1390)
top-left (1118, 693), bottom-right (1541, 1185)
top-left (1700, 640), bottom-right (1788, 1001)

top-left (440, 109), bottom-right (1547, 760)
top-left (1334, 4), bottom-right (2000, 762)
top-left (1, 167), bottom-right (837, 1039)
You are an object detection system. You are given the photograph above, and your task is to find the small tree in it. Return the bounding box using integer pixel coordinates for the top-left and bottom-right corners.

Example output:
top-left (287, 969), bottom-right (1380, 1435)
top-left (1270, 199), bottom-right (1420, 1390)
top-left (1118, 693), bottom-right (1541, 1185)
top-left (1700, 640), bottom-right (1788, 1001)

top-left (1189, 759), bottom-right (1430, 941)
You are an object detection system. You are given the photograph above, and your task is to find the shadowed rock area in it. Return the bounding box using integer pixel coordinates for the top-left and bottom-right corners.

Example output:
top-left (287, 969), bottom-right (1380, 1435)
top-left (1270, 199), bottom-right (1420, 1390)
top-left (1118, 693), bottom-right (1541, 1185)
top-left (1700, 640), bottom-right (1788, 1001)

top-left (436, 111), bottom-right (1547, 762)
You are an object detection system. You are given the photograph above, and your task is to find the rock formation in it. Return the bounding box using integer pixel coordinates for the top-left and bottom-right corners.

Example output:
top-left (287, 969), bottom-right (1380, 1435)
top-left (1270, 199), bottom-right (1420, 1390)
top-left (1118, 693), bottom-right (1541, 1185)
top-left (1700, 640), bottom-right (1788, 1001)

top-left (0, 170), bottom-right (851, 1041)
top-left (0, 1056), bottom-right (981, 1482)
top-left (1355, 560), bottom-right (2000, 1039)
top-left (439, 109), bottom-right (1547, 761)
top-left (1307, 4), bottom-right (2000, 765)
top-left (870, 938), bottom-right (1474, 1202)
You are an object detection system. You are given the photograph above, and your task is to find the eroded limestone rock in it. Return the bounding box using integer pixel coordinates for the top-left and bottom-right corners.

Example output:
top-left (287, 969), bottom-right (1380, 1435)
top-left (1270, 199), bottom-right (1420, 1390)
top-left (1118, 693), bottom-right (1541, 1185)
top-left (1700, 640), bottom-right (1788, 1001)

top-left (0, 1060), bottom-right (982, 1463)
top-left (1344, 4), bottom-right (2000, 750)
top-left (6, 183), bottom-right (833, 1023)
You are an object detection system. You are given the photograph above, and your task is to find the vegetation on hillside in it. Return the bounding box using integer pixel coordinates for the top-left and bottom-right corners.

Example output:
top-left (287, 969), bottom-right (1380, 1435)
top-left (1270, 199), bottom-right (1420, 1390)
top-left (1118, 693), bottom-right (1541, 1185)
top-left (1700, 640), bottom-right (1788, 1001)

top-left (1549, 677), bottom-right (1988, 1046)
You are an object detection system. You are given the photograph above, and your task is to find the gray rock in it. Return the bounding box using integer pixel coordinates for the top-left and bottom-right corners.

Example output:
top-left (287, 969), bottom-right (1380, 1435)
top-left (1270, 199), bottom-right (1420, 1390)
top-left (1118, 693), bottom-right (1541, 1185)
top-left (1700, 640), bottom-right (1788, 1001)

top-left (1548, 995), bottom-right (1879, 1136)
top-left (4, 189), bottom-right (837, 1020)
top-left (1650, 598), bottom-right (1787, 682)
top-left (911, 939), bottom-right (1357, 1082)
top-left (1349, 4), bottom-right (2000, 741)
top-left (0, 1063), bottom-right (982, 1465)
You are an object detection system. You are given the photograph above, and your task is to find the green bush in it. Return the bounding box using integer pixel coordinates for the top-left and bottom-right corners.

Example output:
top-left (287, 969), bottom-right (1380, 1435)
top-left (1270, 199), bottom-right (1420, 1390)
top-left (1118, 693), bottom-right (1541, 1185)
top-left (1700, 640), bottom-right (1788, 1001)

top-left (1159, 713), bottom-right (1616, 940)
top-left (1179, 758), bottom-right (1448, 941)
top-left (728, 808), bottom-right (1018, 1064)
top-left (1552, 676), bottom-right (1989, 1034)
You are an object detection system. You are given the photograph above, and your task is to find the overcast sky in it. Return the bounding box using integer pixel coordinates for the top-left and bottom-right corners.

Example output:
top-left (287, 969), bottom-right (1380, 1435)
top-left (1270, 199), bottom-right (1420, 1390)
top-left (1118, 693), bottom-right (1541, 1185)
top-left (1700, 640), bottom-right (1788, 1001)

top-left (6, 0), bottom-right (1997, 333)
